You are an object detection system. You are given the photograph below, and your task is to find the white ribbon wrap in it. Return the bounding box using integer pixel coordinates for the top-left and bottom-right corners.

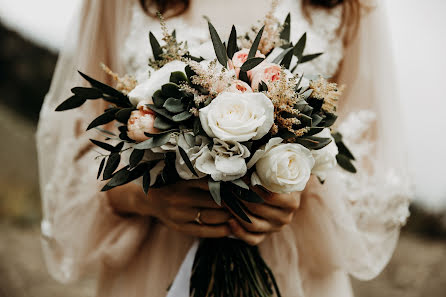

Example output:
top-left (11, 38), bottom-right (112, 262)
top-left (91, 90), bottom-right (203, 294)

top-left (166, 240), bottom-right (199, 297)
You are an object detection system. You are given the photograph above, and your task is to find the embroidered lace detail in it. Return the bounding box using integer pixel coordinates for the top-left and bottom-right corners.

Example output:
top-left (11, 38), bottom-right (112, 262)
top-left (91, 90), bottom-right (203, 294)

top-left (336, 111), bottom-right (411, 231)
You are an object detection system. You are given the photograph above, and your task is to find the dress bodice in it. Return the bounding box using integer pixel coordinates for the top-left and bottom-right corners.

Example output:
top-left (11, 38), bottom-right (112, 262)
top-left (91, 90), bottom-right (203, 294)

top-left (121, 0), bottom-right (345, 83)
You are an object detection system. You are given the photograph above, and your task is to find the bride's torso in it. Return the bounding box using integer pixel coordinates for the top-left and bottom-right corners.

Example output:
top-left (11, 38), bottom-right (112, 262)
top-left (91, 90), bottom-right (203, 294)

top-left (121, 0), bottom-right (345, 82)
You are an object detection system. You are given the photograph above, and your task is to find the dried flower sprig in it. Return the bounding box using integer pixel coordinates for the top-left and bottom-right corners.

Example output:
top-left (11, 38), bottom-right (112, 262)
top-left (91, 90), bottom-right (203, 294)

top-left (148, 13), bottom-right (188, 69)
top-left (101, 64), bottom-right (137, 95)
top-left (309, 77), bottom-right (344, 114)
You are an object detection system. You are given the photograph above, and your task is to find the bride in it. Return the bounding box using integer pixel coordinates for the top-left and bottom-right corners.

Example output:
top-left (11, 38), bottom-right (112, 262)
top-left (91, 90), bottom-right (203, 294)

top-left (36, 0), bottom-right (411, 296)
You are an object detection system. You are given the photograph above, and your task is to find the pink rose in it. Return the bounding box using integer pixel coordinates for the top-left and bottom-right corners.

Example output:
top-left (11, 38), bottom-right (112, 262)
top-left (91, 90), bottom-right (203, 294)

top-left (226, 80), bottom-right (253, 93)
top-left (249, 63), bottom-right (282, 91)
top-left (231, 48), bottom-right (265, 79)
top-left (127, 100), bottom-right (159, 142)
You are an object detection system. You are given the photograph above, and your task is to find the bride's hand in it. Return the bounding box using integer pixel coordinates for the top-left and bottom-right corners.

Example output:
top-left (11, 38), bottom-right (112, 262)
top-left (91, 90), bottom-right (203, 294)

top-left (107, 180), bottom-right (231, 238)
top-left (228, 189), bottom-right (301, 246)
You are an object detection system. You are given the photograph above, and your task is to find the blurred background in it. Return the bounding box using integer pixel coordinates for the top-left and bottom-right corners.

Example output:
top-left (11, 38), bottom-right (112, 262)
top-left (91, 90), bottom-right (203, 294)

top-left (0, 0), bottom-right (445, 296)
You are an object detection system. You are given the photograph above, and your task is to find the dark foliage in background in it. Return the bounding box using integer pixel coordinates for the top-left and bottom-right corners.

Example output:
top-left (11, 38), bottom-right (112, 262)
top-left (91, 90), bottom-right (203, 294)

top-left (0, 22), bottom-right (57, 122)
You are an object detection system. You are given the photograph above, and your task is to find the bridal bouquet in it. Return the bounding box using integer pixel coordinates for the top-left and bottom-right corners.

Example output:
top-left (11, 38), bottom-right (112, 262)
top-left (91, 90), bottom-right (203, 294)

top-left (56, 7), bottom-right (356, 297)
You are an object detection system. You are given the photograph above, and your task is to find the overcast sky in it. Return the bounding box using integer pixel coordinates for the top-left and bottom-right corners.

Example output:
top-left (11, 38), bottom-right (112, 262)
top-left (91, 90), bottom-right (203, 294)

top-left (0, 0), bottom-right (445, 211)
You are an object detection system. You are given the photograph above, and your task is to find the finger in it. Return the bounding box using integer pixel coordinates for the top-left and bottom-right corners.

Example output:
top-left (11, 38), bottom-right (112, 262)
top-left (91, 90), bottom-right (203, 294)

top-left (235, 214), bottom-right (278, 233)
top-left (177, 189), bottom-right (222, 209)
top-left (229, 219), bottom-right (266, 246)
top-left (252, 187), bottom-right (301, 210)
top-left (178, 223), bottom-right (231, 238)
top-left (244, 202), bottom-right (294, 226)
top-left (200, 209), bottom-right (232, 225)
top-left (178, 179), bottom-right (209, 191)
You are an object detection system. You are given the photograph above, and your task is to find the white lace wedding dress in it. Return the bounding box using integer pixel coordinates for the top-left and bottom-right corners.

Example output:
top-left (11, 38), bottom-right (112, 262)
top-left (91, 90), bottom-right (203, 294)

top-left (36, 0), bottom-right (412, 296)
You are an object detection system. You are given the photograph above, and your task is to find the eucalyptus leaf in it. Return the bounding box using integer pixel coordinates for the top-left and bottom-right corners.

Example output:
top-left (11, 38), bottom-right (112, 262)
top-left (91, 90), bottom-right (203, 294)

top-left (104, 166), bottom-right (131, 188)
top-left (149, 31), bottom-right (163, 60)
top-left (129, 149), bottom-right (145, 168)
top-left (300, 53), bottom-right (323, 64)
top-left (311, 114), bottom-right (323, 127)
top-left (71, 87), bottom-right (102, 99)
top-left (55, 95), bottom-right (86, 111)
top-left (336, 154), bottom-right (357, 173)
top-left (208, 21), bottom-right (228, 67)
top-left (336, 141), bottom-right (355, 160)
top-left (114, 141), bottom-right (125, 152)
top-left (271, 47), bottom-right (293, 64)
top-left (103, 153), bottom-right (121, 180)
top-left (172, 111), bottom-right (192, 122)
top-left (146, 104), bottom-right (173, 120)
top-left (230, 179), bottom-right (249, 190)
top-left (280, 13), bottom-right (291, 42)
top-left (134, 132), bottom-right (172, 150)
top-left (78, 71), bottom-right (130, 104)
top-left (115, 108), bottom-right (135, 124)
top-left (178, 146), bottom-right (199, 177)
top-left (296, 136), bottom-right (332, 150)
top-left (152, 90), bottom-right (166, 108)
top-left (87, 108), bottom-right (119, 130)
top-left (208, 180), bottom-right (222, 206)
top-left (161, 83), bottom-right (182, 99)
top-left (163, 98), bottom-right (185, 113)
top-left (293, 33), bottom-right (307, 60)
top-left (154, 116), bottom-right (175, 130)
top-left (222, 190), bottom-right (251, 223)
top-left (305, 127), bottom-right (324, 136)
top-left (97, 157), bottom-right (106, 180)
top-left (280, 47), bottom-right (293, 69)
top-left (170, 71), bottom-right (188, 85)
top-left (240, 57), bottom-right (264, 72)
top-left (227, 25), bottom-right (238, 59)
top-left (90, 139), bottom-right (115, 152)
top-left (248, 26), bottom-right (265, 59)
top-left (142, 171), bottom-right (150, 195)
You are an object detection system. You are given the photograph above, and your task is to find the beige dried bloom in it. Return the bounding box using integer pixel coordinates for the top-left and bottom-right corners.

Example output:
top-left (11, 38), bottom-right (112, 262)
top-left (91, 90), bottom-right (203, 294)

top-left (309, 77), bottom-right (344, 114)
top-left (101, 64), bottom-right (137, 95)
top-left (148, 13), bottom-right (188, 69)
top-left (266, 70), bottom-right (307, 137)
top-left (239, 0), bottom-right (284, 54)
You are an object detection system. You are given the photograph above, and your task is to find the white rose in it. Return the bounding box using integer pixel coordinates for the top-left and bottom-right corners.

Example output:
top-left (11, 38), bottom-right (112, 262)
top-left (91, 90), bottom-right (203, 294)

top-left (199, 92), bottom-right (274, 142)
top-left (248, 138), bottom-right (315, 193)
top-left (311, 128), bottom-right (338, 181)
top-left (128, 60), bottom-right (187, 106)
top-left (195, 139), bottom-right (250, 181)
top-left (175, 133), bottom-right (210, 180)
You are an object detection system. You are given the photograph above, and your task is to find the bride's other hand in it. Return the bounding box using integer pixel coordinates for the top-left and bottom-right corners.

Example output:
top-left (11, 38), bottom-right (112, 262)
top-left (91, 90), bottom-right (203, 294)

top-left (229, 189), bottom-right (301, 246)
top-left (107, 180), bottom-right (231, 238)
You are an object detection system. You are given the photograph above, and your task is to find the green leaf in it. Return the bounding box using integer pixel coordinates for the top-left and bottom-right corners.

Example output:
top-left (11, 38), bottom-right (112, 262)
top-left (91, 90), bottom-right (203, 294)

top-left (280, 13), bottom-right (291, 42)
top-left (134, 132), bottom-right (172, 150)
top-left (163, 98), bottom-right (185, 113)
top-left (55, 95), bottom-right (86, 111)
top-left (293, 33), bottom-right (307, 60)
top-left (170, 71), bottom-right (188, 85)
top-left (278, 128), bottom-right (296, 140)
top-left (184, 133), bottom-right (195, 147)
top-left (178, 146), bottom-right (199, 177)
top-left (230, 179), bottom-right (249, 190)
top-left (296, 136), bottom-right (332, 150)
top-left (71, 87), bottom-right (102, 99)
top-left (336, 141), bottom-right (355, 160)
top-left (222, 190), bottom-right (251, 223)
top-left (232, 187), bottom-right (264, 204)
top-left (238, 70), bottom-right (249, 84)
top-left (78, 71), bottom-right (130, 105)
top-left (240, 57), bottom-right (265, 72)
top-left (248, 25), bottom-right (265, 59)
top-left (297, 113), bottom-right (312, 126)
top-left (208, 21), bottom-right (228, 67)
top-left (161, 83), bottom-right (182, 99)
top-left (146, 104), bottom-right (173, 120)
top-left (227, 25), bottom-right (238, 59)
top-left (90, 139), bottom-right (115, 152)
top-left (280, 47), bottom-right (294, 69)
top-left (103, 166), bottom-right (131, 188)
top-left (114, 141), bottom-right (125, 152)
top-left (336, 154), bottom-right (357, 173)
top-left (103, 153), bottom-right (121, 180)
top-left (129, 149), bottom-right (145, 168)
top-left (115, 108), bottom-right (135, 123)
top-left (87, 108), bottom-right (119, 130)
top-left (149, 31), bottom-right (163, 60)
top-left (97, 157), bottom-right (106, 180)
top-left (322, 113), bottom-right (338, 127)
top-left (95, 127), bottom-right (117, 137)
top-left (311, 114), bottom-right (323, 127)
top-left (144, 129), bottom-right (179, 137)
top-left (154, 116), bottom-right (175, 130)
top-left (271, 47), bottom-right (293, 64)
top-left (142, 171), bottom-right (150, 195)
top-left (152, 90), bottom-right (165, 108)
top-left (305, 127), bottom-right (324, 136)
top-left (208, 180), bottom-right (222, 206)
top-left (193, 117), bottom-right (201, 136)
top-left (300, 53), bottom-right (323, 64)
top-left (302, 89), bottom-right (313, 100)
top-left (172, 111), bottom-right (192, 122)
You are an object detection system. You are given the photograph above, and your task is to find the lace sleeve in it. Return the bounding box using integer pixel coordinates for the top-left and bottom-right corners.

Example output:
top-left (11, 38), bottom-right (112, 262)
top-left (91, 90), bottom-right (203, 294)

top-left (291, 0), bottom-right (412, 280)
top-left (37, 0), bottom-right (150, 283)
